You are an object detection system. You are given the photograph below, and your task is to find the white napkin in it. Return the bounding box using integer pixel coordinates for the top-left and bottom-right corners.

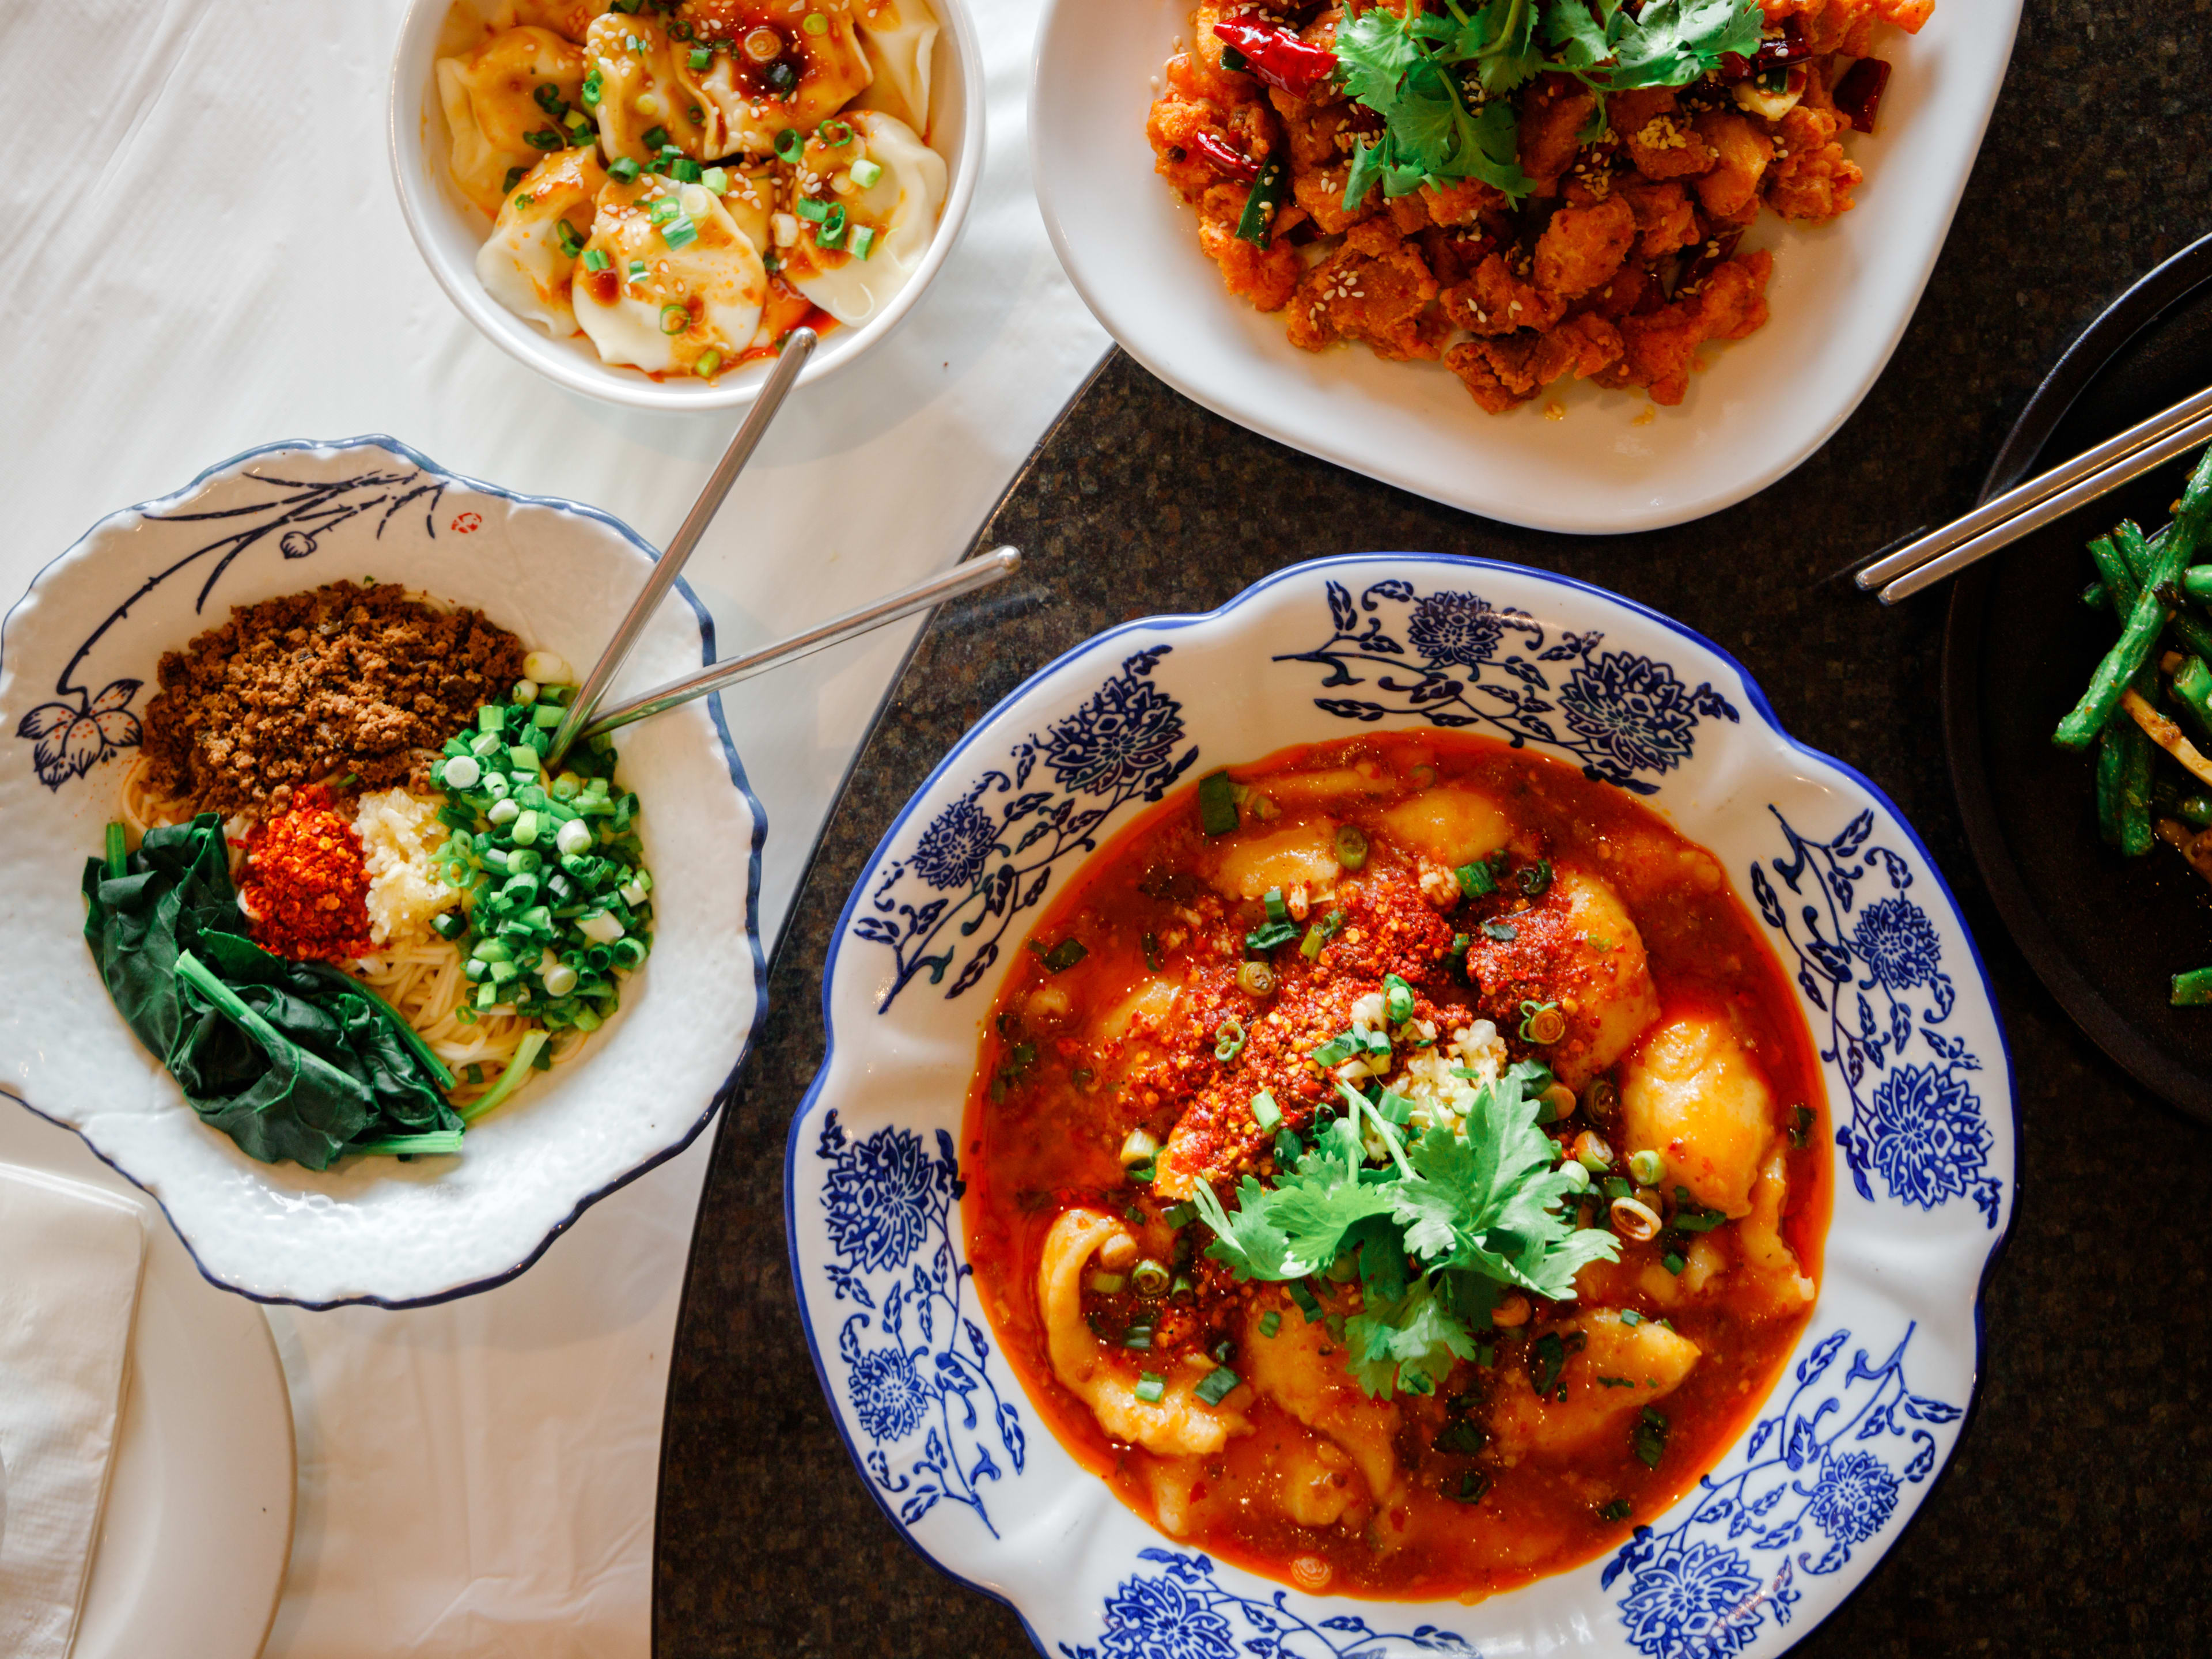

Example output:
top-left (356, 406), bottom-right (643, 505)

top-left (0, 1163), bottom-right (147, 1659)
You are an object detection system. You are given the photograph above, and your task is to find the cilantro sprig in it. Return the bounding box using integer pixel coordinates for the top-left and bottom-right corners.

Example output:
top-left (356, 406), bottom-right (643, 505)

top-left (1189, 1059), bottom-right (1618, 1399)
top-left (1332, 0), bottom-right (1766, 210)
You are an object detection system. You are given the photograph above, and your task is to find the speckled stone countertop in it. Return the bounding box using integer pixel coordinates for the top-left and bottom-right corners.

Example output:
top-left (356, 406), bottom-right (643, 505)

top-left (655, 3), bottom-right (2212, 1650)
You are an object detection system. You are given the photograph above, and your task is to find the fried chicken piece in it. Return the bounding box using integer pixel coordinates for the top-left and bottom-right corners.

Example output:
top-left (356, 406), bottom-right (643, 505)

top-left (1196, 183), bottom-right (1302, 310)
top-left (1444, 309), bottom-right (1623, 413)
top-left (1533, 196), bottom-right (1637, 301)
top-left (1268, 84), bottom-right (1377, 233)
top-left (1147, 50), bottom-right (1279, 199)
top-left (1518, 73), bottom-right (1600, 192)
top-left (1766, 105), bottom-right (1862, 222)
top-left (1599, 251), bottom-right (1773, 404)
top-left (1285, 221), bottom-right (1441, 358)
top-left (1441, 251), bottom-right (1566, 336)
top-left (1615, 177), bottom-right (1700, 260)
top-left (1612, 88), bottom-right (1717, 181)
top-left (1691, 112), bottom-right (1772, 219)
top-left (1421, 176), bottom-right (1507, 226)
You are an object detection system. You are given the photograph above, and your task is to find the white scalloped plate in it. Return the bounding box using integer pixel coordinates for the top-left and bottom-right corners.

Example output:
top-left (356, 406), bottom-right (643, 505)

top-left (789, 554), bottom-right (2014, 1657)
top-left (0, 437), bottom-right (766, 1309)
top-left (1031, 0), bottom-right (2021, 533)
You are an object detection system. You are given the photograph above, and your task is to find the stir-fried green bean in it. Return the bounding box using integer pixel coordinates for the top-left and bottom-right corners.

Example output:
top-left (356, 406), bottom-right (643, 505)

top-left (2052, 449), bottom-right (2212, 752)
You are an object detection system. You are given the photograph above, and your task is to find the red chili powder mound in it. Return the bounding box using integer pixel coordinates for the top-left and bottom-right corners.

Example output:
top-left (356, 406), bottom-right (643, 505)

top-left (238, 787), bottom-right (375, 962)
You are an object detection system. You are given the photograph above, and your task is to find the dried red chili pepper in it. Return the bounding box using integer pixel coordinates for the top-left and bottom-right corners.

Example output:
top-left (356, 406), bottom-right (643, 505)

top-left (1190, 129), bottom-right (1260, 183)
top-left (1720, 16), bottom-right (1810, 79)
top-left (1832, 57), bottom-right (1893, 133)
top-left (1676, 227), bottom-right (1748, 298)
top-left (1213, 16), bottom-right (1337, 99)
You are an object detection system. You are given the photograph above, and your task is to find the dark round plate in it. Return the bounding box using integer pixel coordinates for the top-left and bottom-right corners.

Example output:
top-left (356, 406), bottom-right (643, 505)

top-left (1945, 232), bottom-right (2212, 1122)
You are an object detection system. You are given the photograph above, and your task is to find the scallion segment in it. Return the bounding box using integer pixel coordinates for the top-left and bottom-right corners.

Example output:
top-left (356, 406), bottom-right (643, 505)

top-left (1197, 770), bottom-right (1239, 835)
top-left (774, 126), bottom-right (805, 163)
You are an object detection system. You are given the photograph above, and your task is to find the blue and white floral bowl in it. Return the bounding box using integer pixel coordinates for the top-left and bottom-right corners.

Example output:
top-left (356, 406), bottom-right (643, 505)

top-left (789, 555), bottom-right (2013, 1658)
top-left (0, 438), bottom-right (766, 1309)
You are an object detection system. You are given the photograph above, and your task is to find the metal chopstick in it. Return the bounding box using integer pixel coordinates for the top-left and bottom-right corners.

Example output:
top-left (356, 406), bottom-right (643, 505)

top-left (576, 547), bottom-right (1024, 741)
top-left (1873, 405), bottom-right (2212, 604)
top-left (1857, 379), bottom-right (2212, 600)
top-left (546, 327), bottom-right (817, 768)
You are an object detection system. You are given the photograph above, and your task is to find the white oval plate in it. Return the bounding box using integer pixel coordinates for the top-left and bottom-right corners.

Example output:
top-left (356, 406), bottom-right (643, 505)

top-left (789, 554), bottom-right (2014, 1656)
top-left (0, 438), bottom-right (766, 1309)
top-left (1031, 0), bottom-right (2021, 533)
top-left (0, 1105), bottom-right (294, 1659)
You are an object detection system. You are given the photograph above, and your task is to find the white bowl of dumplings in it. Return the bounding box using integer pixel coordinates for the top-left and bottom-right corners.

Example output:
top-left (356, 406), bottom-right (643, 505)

top-left (389, 0), bottom-right (981, 409)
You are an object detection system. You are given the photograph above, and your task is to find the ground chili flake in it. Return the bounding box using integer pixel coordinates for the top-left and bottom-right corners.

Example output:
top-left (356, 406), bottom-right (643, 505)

top-left (238, 786), bottom-right (375, 962)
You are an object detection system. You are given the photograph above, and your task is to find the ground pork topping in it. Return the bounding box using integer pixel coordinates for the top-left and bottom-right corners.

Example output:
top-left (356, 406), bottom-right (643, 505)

top-left (143, 580), bottom-right (527, 812)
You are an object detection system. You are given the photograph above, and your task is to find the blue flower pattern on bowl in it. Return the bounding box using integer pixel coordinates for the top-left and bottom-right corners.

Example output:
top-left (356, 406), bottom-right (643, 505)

top-left (854, 646), bottom-right (1197, 1010)
top-left (1278, 581), bottom-right (1739, 795)
top-left (1605, 1323), bottom-right (1959, 1658)
top-left (14, 463), bottom-right (449, 791)
top-left (1751, 808), bottom-right (2002, 1226)
top-left (816, 1110), bottom-right (1025, 1536)
top-left (1060, 1550), bottom-right (1476, 1659)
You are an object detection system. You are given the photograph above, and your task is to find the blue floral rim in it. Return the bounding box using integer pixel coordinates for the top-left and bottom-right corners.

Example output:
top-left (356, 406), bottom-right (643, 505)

top-left (0, 433), bottom-right (771, 1312)
top-left (784, 550), bottom-right (2017, 1653)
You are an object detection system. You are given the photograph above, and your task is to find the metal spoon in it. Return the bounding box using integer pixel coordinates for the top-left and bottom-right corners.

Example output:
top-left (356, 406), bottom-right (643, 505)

top-left (547, 327), bottom-right (817, 768)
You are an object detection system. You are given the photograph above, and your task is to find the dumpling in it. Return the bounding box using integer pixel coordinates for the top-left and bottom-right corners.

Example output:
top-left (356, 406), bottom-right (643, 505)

top-left (582, 12), bottom-right (715, 164)
top-left (1378, 787), bottom-right (1513, 868)
top-left (780, 111), bottom-right (946, 326)
top-left (436, 26), bottom-right (589, 215)
top-left (854, 0), bottom-right (937, 131)
top-left (1489, 1309), bottom-right (1701, 1458)
top-left (716, 162), bottom-right (780, 257)
top-left (477, 148), bottom-right (608, 335)
top-left (1038, 1210), bottom-right (1249, 1456)
top-left (1207, 819), bottom-right (1341, 900)
top-left (689, 3), bottom-right (876, 157)
top-left (495, 0), bottom-right (610, 32)
top-left (1619, 1009), bottom-right (1777, 1215)
top-left (573, 178), bottom-right (766, 373)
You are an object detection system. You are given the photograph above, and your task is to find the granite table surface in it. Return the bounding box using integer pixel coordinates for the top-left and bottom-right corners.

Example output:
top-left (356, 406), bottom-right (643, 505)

top-left (655, 1), bottom-right (2212, 1650)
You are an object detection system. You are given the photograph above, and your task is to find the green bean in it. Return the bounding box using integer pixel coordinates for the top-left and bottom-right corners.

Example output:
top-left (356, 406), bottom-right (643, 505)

top-left (2122, 515), bottom-right (2212, 660)
top-left (2118, 718), bottom-right (2155, 855)
top-left (2180, 792), bottom-right (2212, 828)
top-left (2056, 444), bottom-right (2212, 751)
top-left (2082, 580), bottom-right (2109, 611)
top-left (2096, 721), bottom-right (2130, 849)
top-left (2173, 966), bottom-right (2212, 1006)
top-left (2056, 530), bottom-right (2194, 749)
top-left (2175, 656), bottom-right (2212, 741)
top-left (2089, 533), bottom-right (2139, 611)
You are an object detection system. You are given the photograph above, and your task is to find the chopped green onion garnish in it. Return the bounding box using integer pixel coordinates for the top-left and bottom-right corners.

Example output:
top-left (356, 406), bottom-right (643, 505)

top-left (1383, 972), bottom-right (1414, 1025)
top-left (849, 224), bottom-right (877, 260)
top-left (803, 10), bottom-right (830, 34)
top-left (1251, 1090), bottom-right (1281, 1131)
top-left (1028, 937), bottom-right (1088, 974)
top-left (850, 158), bottom-right (883, 191)
top-left (1214, 1017), bottom-right (1247, 1063)
top-left (1197, 770), bottom-right (1238, 835)
top-left (1134, 1372), bottom-right (1165, 1403)
top-left (555, 218), bottom-right (584, 257)
top-left (1263, 887), bottom-right (1289, 923)
top-left (694, 349), bottom-right (722, 379)
top-left (660, 302), bottom-right (690, 335)
top-left (1456, 858), bottom-right (1497, 898)
top-left (794, 194), bottom-right (828, 223)
top-left (774, 127), bottom-right (804, 163)
top-left (608, 156), bottom-right (642, 183)
top-left (1259, 1310), bottom-right (1281, 1338)
top-left (700, 165), bottom-right (729, 193)
top-left (689, 45), bottom-right (712, 69)
top-left (582, 247), bottom-right (610, 271)
top-left (661, 215), bottom-right (698, 249)
top-left (1334, 825), bottom-right (1368, 869)
top-left (525, 128), bottom-right (565, 150)
top-left (818, 118), bottom-right (852, 146)
top-left (642, 124), bottom-right (670, 150)
top-left (1194, 1366), bottom-right (1241, 1406)
top-left (1634, 1406), bottom-right (1669, 1468)
top-left (581, 68), bottom-right (603, 108)
top-left (817, 204), bottom-right (847, 249)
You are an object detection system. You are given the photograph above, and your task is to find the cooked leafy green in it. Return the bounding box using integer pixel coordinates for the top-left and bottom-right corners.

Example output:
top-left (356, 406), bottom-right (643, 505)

top-left (84, 816), bottom-right (457, 1170)
top-left (1190, 1060), bottom-right (1618, 1399)
top-left (1332, 0), bottom-right (1766, 210)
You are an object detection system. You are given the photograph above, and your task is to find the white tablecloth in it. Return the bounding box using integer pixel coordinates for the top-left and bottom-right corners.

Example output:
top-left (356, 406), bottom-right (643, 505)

top-left (0, 2), bottom-right (1107, 1652)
